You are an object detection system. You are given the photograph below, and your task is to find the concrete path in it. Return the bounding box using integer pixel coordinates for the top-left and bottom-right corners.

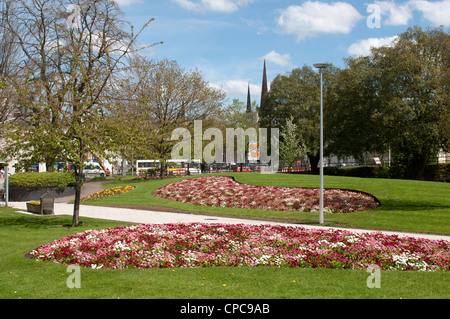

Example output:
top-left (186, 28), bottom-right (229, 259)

top-left (3, 180), bottom-right (449, 242)
top-left (4, 201), bottom-right (448, 242)
top-left (54, 180), bottom-right (108, 203)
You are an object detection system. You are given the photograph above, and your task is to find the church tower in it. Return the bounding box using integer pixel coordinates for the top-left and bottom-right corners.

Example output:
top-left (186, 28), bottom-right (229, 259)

top-left (260, 59), bottom-right (268, 112)
top-left (246, 83), bottom-right (252, 113)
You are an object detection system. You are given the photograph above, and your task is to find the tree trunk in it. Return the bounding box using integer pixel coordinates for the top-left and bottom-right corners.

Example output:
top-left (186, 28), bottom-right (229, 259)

top-left (72, 166), bottom-right (83, 227)
top-left (46, 160), bottom-right (54, 172)
top-left (308, 152), bottom-right (320, 174)
top-left (160, 162), bottom-right (166, 179)
top-left (121, 159), bottom-right (126, 177)
top-left (411, 154), bottom-right (429, 180)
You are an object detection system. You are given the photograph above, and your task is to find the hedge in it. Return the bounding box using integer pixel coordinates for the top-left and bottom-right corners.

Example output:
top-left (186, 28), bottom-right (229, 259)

top-left (8, 172), bottom-right (76, 189)
top-left (322, 165), bottom-right (389, 178)
top-left (424, 163), bottom-right (450, 182)
top-left (304, 163), bottom-right (449, 182)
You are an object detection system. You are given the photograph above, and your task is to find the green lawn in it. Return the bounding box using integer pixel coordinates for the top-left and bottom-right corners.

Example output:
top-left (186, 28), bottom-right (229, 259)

top-left (86, 173), bottom-right (450, 235)
top-left (1, 173), bottom-right (449, 300)
top-left (0, 207), bottom-right (448, 299)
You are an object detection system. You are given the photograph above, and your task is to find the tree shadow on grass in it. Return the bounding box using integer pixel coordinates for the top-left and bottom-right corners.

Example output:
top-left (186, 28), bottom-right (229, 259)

top-left (0, 213), bottom-right (74, 229)
top-left (376, 199), bottom-right (450, 212)
top-left (0, 208), bottom-right (133, 230)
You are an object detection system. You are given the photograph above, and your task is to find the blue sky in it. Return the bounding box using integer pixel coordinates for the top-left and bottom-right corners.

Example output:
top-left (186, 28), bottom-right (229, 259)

top-left (114, 0), bottom-right (450, 105)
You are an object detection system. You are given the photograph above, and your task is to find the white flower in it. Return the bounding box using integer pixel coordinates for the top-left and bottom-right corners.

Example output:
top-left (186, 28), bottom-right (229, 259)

top-left (113, 241), bottom-right (130, 251)
top-left (346, 235), bottom-right (360, 243)
top-left (91, 264), bottom-right (103, 269)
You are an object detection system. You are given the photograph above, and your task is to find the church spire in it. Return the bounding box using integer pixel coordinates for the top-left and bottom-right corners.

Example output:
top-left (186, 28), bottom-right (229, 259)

top-left (260, 59), bottom-right (268, 111)
top-left (246, 83), bottom-right (251, 113)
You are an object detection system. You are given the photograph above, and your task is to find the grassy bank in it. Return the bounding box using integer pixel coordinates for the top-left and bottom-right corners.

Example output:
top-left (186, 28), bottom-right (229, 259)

top-left (85, 173), bottom-right (450, 235)
top-left (0, 207), bottom-right (448, 299)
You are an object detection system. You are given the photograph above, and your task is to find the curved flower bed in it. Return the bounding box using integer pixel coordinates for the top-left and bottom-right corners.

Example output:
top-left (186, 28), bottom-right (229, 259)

top-left (81, 186), bottom-right (135, 202)
top-left (153, 176), bottom-right (379, 213)
top-left (30, 223), bottom-right (449, 271)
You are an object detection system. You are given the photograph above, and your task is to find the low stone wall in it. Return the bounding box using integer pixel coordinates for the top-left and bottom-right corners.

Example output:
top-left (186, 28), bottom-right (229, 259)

top-left (9, 186), bottom-right (76, 202)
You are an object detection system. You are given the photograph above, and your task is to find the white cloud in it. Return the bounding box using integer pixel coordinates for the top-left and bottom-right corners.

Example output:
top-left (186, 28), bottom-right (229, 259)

top-left (261, 51), bottom-right (292, 67)
top-left (113, 0), bottom-right (143, 6)
top-left (210, 79), bottom-right (270, 102)
top-left (348, 36), bottom-right (399, 56)
top-left (409, 0), bottom-right (450, 25)
top-left (219, 80), bottom-right (262, 96)
top-left (277, 1), bottom-right (363, 40)
top-left (172, 0), bottom-right (255, 13)
top-left (375, 1), bottom-right (413, 25)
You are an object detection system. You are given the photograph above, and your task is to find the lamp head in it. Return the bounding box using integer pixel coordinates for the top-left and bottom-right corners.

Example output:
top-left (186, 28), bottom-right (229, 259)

top-left (313, 63), bottom-right (330, 69)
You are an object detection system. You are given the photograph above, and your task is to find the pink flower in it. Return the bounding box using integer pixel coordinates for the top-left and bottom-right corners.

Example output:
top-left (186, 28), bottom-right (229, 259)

top-left (30, 223), bottom-right (449, 271)
top-left (153, 176), bottom-right (379, 214)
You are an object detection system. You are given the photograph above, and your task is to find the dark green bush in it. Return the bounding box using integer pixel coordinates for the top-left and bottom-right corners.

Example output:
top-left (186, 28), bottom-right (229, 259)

top-left (9, 172), bottom-right (76, 189)
top-left (91, 176), bottom-right (107, 182)
top-left (424, 163), bottom-right (450, 182)
top-left (323, 165), bottom-right (381, 178)
top-left (299, 162), bottom-right (449, 181)
top-left (142, 168), bottom-right (161, 177)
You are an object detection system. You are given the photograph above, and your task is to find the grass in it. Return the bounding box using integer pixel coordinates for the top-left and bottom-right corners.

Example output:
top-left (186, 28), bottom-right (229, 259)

top-left (84, 172), bottom-right (450, 235)
top-left (1, 173), bottom-right (449, 300)
top-left (0, 207), bottom-right (448, 299)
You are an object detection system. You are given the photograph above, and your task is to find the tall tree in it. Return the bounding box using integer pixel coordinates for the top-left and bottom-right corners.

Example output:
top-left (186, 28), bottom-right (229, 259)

top-left (326, 56), bottom-right (386, 161)
top-left (373, 27), bottom-right (449, 179)
top-left (0, 0), bottom-right (158, 226)
top-left (260, 65), bottom-right (337, 172)
top-left (0, 0), bottom-right (20, 125)
top-left (327, 26), bottom-right (449, 179)
top-left (279, 115), bottom-right (306, 169)
top-left (118, 57), bottom-right (225, 178)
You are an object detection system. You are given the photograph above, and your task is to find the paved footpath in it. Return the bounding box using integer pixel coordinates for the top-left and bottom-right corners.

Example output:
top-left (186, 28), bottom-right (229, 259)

top-left (4, 180), bottom-right (450, 242)
top-left (5, 201), bottom-right (449, 242)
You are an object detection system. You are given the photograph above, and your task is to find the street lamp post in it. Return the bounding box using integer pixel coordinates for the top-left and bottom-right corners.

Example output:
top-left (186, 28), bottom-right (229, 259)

top-left (5, 163), bottom-right (8, 207)
top-left (313, 63), bottom-right (330, 225)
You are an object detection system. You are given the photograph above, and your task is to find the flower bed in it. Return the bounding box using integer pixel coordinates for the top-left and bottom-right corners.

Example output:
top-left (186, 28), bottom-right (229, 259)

top-left (81, 186), bottom-right (135, 202)
top-left (26, 202), bottom-right (41, 214)
top-left (153, 176), bottom-right (379, 213)
top-left (30, 223), bottom-right (449, 271)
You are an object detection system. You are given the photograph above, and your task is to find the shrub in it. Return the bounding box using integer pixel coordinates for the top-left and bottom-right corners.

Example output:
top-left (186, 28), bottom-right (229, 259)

top-left (9, 172), bottom-right (76, 189)
top-left (322, 166), bottom-right (381, 178)
top-left (91, 176), bottom-right (107, 182)
top-left (424, 163), bottom-right (450, 182)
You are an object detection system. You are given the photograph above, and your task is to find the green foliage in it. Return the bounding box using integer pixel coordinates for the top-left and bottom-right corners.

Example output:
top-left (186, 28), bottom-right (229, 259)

top-left (221, 99), bottom-right (257, 129)
top-left (323, 165), bottom-right (390, 179)
top-left (322, 166), bottom-right (380, 178)
top-left (317, 163), bottom-right (449, 182)
top-left (327, 26), bottom-right (449, 180)
top-left (279, 116), bottom-right (306, 167)
top-left (90, 176), bottom-right (107, 182)
top-left (424, 163), bottom-right (450, 182)
top-left (260, 65), bottom-right (338, 171)
top-left (9, 172), bottom-right (76, 189)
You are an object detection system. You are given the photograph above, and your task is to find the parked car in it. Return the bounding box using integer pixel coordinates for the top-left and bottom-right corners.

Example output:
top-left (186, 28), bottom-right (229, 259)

top-left (84, 162), bottom-right (105, 177)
